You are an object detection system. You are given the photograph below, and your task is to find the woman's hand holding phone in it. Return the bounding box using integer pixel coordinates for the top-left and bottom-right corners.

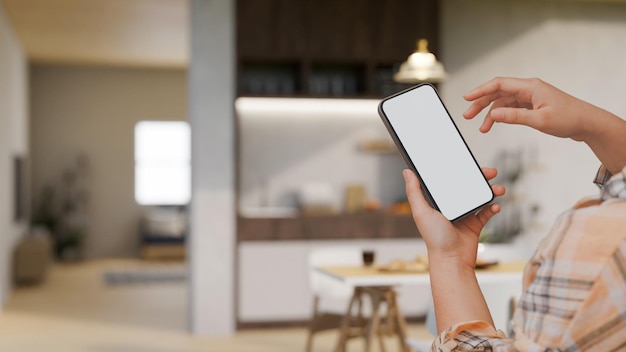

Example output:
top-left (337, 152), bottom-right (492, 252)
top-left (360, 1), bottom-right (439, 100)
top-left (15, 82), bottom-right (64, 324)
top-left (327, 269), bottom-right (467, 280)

top-left (403, 167), bottom-right (505, 269)
top-left (403, 167), bottom-right (506, 333)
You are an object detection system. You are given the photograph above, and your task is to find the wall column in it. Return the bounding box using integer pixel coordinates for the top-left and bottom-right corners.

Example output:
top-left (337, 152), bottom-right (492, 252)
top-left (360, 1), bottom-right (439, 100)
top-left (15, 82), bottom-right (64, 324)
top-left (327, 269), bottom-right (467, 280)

top-left (188, 0), bottom-right (236, 335)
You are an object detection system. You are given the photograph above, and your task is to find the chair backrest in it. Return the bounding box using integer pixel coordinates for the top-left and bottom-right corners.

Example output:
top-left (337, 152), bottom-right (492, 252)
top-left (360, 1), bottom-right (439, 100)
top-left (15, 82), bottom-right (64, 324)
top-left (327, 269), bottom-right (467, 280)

top-left (308, 247), bottom-right (362, 267)
top-left (307, 247), bottom-right (362, 296)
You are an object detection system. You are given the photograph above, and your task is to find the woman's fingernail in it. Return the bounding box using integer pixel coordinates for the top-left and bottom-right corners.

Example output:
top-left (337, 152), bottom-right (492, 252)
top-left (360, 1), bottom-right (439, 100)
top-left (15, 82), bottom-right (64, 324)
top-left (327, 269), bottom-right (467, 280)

top-left (402, 169), bottom-right (411, 181)
top-left (464, 89), bottom-right (477, 98)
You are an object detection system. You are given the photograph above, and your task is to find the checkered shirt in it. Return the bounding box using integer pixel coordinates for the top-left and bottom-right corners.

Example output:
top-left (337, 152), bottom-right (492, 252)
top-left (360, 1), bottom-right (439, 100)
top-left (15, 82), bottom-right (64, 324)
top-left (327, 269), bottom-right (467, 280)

top-left (430, 166), bottom-right (626, 352)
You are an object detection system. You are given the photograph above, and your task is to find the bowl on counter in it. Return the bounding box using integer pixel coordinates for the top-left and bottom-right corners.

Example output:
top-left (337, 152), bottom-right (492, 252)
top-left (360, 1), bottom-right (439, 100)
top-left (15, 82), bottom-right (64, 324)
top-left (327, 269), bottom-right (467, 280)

top-left (239, 206), bottom-right (299, 218)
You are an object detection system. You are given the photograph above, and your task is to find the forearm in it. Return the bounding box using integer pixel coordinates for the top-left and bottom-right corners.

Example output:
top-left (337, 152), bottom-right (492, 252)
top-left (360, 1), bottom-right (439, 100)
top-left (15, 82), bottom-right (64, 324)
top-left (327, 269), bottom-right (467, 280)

top-left (580, 103), bottom-right (626, 174)
top-left (429, 257), bottom-right (496, 334)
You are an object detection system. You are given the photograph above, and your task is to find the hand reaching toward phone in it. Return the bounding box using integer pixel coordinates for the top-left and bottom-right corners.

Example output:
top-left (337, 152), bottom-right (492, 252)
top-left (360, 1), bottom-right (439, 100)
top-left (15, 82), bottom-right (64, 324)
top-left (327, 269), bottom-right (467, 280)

top-left (403, 168), bottom-right (505, 270)
top-left (463, 77), bottom-right (626, 174)
top-left (463, 77), bottom-right (591, 140)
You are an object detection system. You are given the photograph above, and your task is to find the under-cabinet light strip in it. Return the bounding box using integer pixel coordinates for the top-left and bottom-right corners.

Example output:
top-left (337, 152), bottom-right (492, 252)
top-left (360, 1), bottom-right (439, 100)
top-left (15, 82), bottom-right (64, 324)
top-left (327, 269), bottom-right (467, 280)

top-left (235, 97), bottom-right (381, 116)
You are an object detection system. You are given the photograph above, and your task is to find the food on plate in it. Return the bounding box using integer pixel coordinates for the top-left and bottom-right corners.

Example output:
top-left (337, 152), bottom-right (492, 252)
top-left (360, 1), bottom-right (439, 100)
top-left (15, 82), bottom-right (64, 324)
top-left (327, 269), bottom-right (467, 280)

top-left (475, 258), bottom-right (499, 269)
top-left (363, 199), bottom-right (381, 211)
top-left (387, 201), bottom-right (412, 215)
top-left (379, 254), bottom-right (429, 272)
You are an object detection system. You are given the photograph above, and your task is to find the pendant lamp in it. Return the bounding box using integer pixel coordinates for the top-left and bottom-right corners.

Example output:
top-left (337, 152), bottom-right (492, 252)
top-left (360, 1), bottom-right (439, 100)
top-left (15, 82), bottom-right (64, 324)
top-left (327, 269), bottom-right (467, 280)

top-left (393, 39), bottom-right (447, 84)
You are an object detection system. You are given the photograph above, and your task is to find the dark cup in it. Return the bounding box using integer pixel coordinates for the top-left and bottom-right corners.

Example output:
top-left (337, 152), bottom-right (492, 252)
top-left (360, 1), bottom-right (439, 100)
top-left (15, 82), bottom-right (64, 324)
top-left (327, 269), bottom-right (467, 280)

top-left (362, 250), bottom-right (375, 266)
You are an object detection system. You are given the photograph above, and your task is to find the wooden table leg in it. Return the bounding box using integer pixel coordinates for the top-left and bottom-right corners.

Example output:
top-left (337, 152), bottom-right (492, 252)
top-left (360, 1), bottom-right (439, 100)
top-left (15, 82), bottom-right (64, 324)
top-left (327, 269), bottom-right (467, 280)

top-left (389, 289), bottom-right (410, 352)
top-left (384, 289), bottom-right (395, 337)
top-left (334, 287), bottom-right (359, 352)
top-left (335, 286), bottom-right (410, 352)
top-left (377, 323), bottom-right (387, 352)
top-left (364, 288), bottom-right (382, 352)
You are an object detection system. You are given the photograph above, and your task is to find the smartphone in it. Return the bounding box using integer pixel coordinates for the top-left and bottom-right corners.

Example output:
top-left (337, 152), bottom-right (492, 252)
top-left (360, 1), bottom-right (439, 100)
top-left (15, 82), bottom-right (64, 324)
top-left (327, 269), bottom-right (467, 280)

top-left (378, 84), bottom-right (494, 221)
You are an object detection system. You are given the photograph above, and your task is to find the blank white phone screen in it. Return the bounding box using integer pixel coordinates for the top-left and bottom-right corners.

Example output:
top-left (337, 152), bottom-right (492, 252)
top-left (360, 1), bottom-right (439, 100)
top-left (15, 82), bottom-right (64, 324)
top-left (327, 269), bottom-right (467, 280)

top-left (380, 85), bottom-right (493, 221)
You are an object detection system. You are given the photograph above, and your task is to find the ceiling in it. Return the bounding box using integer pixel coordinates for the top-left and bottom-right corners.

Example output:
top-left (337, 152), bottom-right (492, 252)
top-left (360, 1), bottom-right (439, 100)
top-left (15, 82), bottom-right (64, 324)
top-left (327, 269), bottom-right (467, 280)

top-left (2, 0), bottom-right (188, 68)
top-left (4, 0), bottom-right (626, 69)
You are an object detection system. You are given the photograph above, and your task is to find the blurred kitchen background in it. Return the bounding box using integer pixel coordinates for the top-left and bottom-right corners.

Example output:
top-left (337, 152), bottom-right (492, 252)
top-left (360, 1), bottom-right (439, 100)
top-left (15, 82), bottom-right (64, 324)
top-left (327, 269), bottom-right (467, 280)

top-left (0, 0), bottom-right (625, 351)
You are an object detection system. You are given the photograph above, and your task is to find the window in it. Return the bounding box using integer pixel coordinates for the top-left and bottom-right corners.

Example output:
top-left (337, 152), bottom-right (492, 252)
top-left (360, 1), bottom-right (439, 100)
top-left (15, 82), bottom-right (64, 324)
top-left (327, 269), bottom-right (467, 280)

top-left (134, 121), bottom-right (191, 205)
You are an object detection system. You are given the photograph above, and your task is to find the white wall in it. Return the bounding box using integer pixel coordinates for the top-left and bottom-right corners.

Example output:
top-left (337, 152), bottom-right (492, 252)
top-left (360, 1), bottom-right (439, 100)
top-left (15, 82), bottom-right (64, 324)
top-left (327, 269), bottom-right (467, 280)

top-left (30, 66), bottom-right (187, 258)
top-left (440, 0), bottom-right (626, 251)
top-left (237, 99), bottom-right (407, 211)
top-left (0, 3), bottom-right (28, 307)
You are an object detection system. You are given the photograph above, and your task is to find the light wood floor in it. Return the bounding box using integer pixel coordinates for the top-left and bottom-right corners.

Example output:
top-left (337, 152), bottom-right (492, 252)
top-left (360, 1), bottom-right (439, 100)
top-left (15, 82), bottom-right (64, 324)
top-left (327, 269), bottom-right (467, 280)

top-left (0, 260), bottom-right (433, 352)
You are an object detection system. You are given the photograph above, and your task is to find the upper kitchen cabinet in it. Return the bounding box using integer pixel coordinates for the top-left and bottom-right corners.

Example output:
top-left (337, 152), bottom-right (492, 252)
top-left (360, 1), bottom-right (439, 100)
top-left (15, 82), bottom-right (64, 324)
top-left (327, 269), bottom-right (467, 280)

top-left (237, 0), bottom-right (307, 60)
top-left (304, 0), bottom-right (376, 61)
top-left (373, 0), bottom-right (439, 63)
top-left (237, 0), bottom-right (439, 98)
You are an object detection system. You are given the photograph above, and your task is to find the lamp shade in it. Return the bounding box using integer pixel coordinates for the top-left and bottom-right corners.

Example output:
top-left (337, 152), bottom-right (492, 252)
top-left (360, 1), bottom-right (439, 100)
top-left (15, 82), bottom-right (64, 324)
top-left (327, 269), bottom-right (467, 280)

top-left (393, 39), bottom-right (447, 84)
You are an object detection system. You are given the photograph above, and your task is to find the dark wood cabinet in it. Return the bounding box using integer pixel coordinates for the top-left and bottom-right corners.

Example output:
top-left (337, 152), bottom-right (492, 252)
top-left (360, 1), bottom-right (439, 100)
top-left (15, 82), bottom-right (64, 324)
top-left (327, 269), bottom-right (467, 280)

top-left (236, 0), bottom-right (439, 97)
top-left (238, 212), bottom-right (421, 242)
top-left (237, 0), bottom-right (307, 60)
top-left (372, 0), bottom-right (439, 62)
top-left (304, 0), bottom-right (376, 61)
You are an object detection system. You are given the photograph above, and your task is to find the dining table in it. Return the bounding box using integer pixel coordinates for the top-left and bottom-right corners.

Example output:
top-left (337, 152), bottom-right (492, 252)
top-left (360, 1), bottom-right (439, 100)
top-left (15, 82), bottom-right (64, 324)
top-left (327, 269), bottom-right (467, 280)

top-left (316, 261), bottom-right (526, 352)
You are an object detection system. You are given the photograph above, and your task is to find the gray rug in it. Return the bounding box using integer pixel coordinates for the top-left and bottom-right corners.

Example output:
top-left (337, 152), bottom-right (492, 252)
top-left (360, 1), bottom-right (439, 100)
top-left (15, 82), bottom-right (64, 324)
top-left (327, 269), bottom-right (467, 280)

top-left (103, 265), bottom-right (187, 285)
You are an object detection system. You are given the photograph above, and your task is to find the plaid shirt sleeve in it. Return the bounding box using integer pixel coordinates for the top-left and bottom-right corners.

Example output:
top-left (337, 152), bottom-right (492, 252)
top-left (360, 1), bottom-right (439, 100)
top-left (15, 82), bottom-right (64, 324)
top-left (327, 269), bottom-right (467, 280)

top-left (428, 321), bottom-right (515, 351)
top-left (430, 167), bottom-right (626, 352)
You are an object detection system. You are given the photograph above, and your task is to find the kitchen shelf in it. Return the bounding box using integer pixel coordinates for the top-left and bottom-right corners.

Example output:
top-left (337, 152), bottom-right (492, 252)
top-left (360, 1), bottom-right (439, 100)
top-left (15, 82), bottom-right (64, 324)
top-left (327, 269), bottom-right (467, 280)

top-left (309, 64), bottom-right (367, 97)
top-left (358, 140), bottom-right (399, 154)
top-left (239, 62), bottom-right (301, 96)
top-left (374, 65), bottom-right (412, 97)
top-left (237, 61), bottom-right (413, 98)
